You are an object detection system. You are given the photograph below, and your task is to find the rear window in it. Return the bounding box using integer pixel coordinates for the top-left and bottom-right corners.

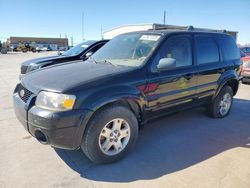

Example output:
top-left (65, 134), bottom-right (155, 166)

top-left (242, 47), bottom-right (250, 53)
top-left (216, 35), bottom-right (240, 61)
top-left (195, 35), bottom-right (219, 64)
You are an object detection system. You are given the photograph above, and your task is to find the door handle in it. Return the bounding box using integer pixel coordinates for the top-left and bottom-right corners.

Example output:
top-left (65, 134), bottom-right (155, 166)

top-left (218, 68), bottom-right (225, 73)
top-left (184, 73), bottom-right (193, 80)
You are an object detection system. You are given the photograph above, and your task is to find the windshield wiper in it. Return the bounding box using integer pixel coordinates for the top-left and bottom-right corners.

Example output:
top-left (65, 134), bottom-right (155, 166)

top-left (88, 56), bottom-right (98, 64)
top-left (88, 57), bottom-right (116, 66)
top-left (102, 60), bottom-right (116, 66)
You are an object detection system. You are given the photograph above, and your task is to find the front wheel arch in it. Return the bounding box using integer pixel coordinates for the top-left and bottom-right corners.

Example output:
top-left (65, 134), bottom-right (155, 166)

top-left (88, 99), bottom-right (143, 128)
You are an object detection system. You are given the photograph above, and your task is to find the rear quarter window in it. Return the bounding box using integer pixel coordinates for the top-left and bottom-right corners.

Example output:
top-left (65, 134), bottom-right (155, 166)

top-left (215, 35), bottom-right (240, 61)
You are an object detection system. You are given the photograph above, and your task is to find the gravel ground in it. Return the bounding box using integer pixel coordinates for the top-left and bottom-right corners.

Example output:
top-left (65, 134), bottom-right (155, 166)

top-left (0, 52), bottom-right (250, 188)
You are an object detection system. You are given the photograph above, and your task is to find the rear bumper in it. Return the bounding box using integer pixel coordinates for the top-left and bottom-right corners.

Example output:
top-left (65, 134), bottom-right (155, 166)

top-left (242, 76), bottom-right (250, 83)
top-left (13, 90), bottom-right (93, 150)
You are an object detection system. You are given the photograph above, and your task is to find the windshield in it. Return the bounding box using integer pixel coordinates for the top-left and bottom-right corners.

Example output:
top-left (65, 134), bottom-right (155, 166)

top-left (62, 40), bottom-right (97, 56)
top-left (92, 33), bottom-right (161, 67)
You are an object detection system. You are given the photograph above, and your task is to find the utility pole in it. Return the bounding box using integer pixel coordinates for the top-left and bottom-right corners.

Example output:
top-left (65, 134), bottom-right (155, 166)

top-left (82, 12), bottom-right (85, 41)
top-left (163, 10), bottom-right (166, 25)
top-left (101, 26), bottom-right (103, 39)
top-left (71, 36), bottom-right (73, 47)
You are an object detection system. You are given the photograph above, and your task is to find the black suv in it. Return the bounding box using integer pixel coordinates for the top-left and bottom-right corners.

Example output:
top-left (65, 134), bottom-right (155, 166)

top-left (13, 30), bottom-right (242, 164)
top-left (20, 40), bottom-right (108, 74)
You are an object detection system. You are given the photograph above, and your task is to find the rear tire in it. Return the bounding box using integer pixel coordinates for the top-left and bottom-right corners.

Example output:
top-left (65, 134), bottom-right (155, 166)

top-left (81, 105), bottom-right (138, 164)
top-left (208, 86), bottom-right (233, 118)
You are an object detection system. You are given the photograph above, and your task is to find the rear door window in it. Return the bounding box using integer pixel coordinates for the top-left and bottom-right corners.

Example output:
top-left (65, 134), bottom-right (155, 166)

top-left (195, 35), bottom-right (219, 64)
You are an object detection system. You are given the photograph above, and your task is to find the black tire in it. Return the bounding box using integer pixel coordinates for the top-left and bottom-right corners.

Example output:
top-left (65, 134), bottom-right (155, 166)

top-left (208, 86), bottom-right (233, 118)
top-left (81, 105), bottom-right (139, 164)
top-left (1, 48), bottom-right (8, 54)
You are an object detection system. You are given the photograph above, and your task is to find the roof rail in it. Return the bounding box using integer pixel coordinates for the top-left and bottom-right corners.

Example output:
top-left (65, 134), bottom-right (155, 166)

top-left (149, 24), bottom-right (228, 34)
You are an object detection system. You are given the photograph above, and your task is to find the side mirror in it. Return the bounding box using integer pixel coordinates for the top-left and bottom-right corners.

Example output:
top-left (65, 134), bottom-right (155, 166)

top-left (84, 52), bottom-right (93, 60)
top-left (157, 58), bottom-right (176, 71)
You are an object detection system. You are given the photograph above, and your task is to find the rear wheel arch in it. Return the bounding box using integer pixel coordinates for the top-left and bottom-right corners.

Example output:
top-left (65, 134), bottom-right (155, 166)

top-left (215, 77), bottom-right (239, 99)
top-left (226, 79), bottom-right (239, 96)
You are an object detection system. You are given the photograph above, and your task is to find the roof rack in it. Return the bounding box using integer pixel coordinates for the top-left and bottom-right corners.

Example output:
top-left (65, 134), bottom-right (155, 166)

top-left (149, 24), bottom-right (228, 34)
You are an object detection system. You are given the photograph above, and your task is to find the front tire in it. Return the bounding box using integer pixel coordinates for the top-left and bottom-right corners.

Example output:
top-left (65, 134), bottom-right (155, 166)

top-left (209, 86), bottom-right (233, 118)
top-left (81, 105), bottom-right (138, 164)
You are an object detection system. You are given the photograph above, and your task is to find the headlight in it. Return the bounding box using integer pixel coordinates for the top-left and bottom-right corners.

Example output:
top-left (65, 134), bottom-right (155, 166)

top-left (26, 64), bottom-right (40, 73)
top-left (35, 91), bottom-right (76, 111)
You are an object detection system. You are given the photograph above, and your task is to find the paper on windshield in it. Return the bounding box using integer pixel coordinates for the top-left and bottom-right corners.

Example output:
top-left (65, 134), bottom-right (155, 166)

top-left (140, 35), bottom-right (160, 41)
top-left (81, 45), bottom-right (89, 48)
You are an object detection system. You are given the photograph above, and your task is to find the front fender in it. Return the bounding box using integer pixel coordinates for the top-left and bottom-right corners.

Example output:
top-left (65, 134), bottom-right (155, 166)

top-left (77, 85), bottom-right (147, 113)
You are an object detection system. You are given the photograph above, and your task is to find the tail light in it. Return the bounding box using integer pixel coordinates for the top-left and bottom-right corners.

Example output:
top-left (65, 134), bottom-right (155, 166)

top-left (242, 66), bottom-right (245, 74)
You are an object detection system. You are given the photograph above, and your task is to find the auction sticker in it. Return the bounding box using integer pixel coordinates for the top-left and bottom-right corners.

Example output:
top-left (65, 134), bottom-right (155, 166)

top-left (81, 45), bottom-right (89, 48)
top-left (140, 35), bottom-right (160, 41)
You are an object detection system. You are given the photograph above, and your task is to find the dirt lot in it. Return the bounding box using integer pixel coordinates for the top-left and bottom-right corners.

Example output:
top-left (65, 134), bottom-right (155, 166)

top-left (0, 52), bottom-right (250, 188)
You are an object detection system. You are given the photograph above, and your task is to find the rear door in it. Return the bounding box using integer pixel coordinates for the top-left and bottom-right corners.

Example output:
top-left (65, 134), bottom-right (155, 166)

top-left (145, 34), bottom-right (198, 118)
top-left (194, 35), bottom-right (226, 99)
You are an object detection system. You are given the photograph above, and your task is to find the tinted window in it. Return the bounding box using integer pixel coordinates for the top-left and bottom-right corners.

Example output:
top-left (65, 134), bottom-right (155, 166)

top-left (216, 35), bottom-right (240, 61)
top-left (195, 36), bottom-right (219, 64)
top-left (156, 35), bottom-right (192, 67)
top-left (89, 43), bottom-right (106, 53)
top-left (242, 47), bottom-right (250, 53)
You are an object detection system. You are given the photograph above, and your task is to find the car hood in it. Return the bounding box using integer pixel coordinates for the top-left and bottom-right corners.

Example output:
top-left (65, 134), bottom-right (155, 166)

top-left (22, 60), bottom-right (131, 94)
top-left (22, 55), bottom-right (71, 66)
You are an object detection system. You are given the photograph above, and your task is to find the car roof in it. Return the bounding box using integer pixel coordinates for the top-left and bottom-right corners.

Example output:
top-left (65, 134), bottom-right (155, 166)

top-left (124, 29), bottom-right (232, 37)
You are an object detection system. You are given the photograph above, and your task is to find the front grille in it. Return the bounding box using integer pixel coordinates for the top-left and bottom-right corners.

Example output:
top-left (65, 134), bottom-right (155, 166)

top-left (21, 65), bottom-right (28, 74)
top-left (18, 84), bottom-right (33, 103)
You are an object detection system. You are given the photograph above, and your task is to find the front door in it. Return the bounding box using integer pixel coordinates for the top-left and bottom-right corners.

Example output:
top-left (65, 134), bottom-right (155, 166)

top-left (145, 34), bottom-right (198, 118)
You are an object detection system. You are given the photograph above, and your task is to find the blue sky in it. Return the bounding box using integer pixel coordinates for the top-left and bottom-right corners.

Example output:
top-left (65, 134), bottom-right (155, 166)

top-left (0, 0), bottom-right (249, 44)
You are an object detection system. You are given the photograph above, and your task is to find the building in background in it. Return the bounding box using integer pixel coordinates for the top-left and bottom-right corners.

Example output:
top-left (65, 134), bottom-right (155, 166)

top-left (7, 37), bottom-right (68, 51)
top-left (103, 23), bottom-right (238, 41)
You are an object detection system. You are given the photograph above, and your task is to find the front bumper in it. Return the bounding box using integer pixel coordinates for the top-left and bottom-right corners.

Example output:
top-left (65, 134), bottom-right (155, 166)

top-left (13, 88), bottom-right (93, 150)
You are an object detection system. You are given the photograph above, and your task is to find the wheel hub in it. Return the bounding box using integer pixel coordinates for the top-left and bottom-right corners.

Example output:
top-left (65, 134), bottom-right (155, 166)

top-left (219, 93), bottom-right (232, 116)
top-left (109, 130), bottom-right (120, 141)
top-left (99, 118), bottom-right (131, 156)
